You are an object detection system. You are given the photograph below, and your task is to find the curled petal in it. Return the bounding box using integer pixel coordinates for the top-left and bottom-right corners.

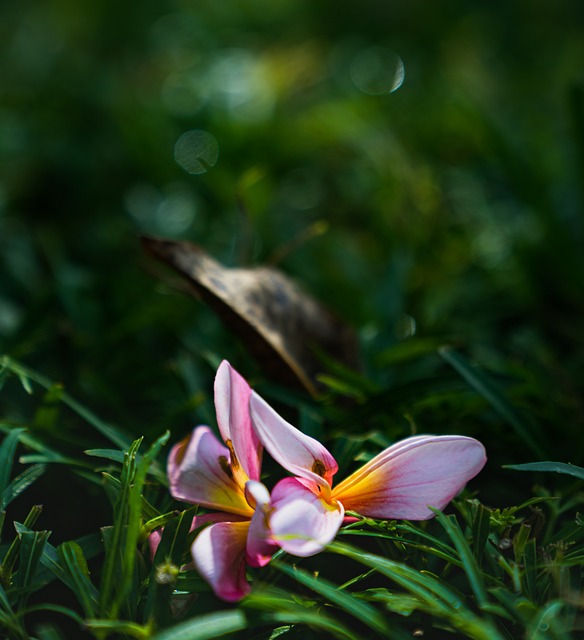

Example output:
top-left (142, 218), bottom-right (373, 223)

top-left (191, 512), bottom-right (250, 528)
top-left (215, 361), bottom-right (262, 483)
top-left (250, 392), bottom-right (337, 490)
top-left (245, 481), bottom-right (278, 568)
top-left (332, 435), bottom-right (487, 520)
top-left (168, 426), bottom-right (253, 517)
top-left (149, 511), bottom-right (249, 562)
top-left (191, 520), bottom-right (251, 602)
top-left (148, 529), bottom-right (162, 559)
top-left (269, 477), bottom-right (344, 557)
top-left (244, 479), bottom-right (271, 510)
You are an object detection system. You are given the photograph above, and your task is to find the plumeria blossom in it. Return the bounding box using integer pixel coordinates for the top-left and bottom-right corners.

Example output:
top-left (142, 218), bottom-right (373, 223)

top-left (160, 360), bottom-right (487, 601)
top-left (249, 392), bottom-right (487, 557)
top-left (163, 360), bottom-right (278, 601)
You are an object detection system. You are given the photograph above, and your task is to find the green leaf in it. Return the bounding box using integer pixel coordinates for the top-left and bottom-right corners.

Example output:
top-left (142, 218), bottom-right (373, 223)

top-left (19, 602), bottom-right (87, 627)
top-left (470, 502), bottom-right (491, 566)
top-left (32, 383), bottom-right (65, 431)
top-left (527, 600), bottom-right (571, 640)
top-left (245, 587), bottom-right (358, 640)
top-left (57, 541), bottom-right (99, 617)
top-left (143, 507), bottom-right (197, 624)
top-left (142, 510), bottom-right (182, 535)
top-left (432, 510), bottom-right (489, 608)
top-left (1, 464), bottom-right (46, 510)
top-left (340, 523), bottom-right (462, 568)
top-left (34, 625), bottom-right (67, 640)
top-left (0, 429), bottom-right (26, 495)
top-left (522, 539), bottom-right (538, 603)
top-left (1, 508), bottom-right (43, 584)
top-left (439, 347), bottom-right (545, 458)
top-left (328, 541), bottom-right (461, 616)
top-left (86, 448), bottom-right (167, 484)
top-left (85, 449), bottom-right (126, 464)
top-left (0, 580), bottom-right (14, 613)
top-left (99, 432), bottom-right (170, 620)
top-left (15, 529), bottom-right (51, 604)
top-left (0, 356), bottom-right (132, 449)
top-left (98, 441), bottom-right (141, 618)
top-left (0, 581), bottom-right (27, 638)
top-left (503, 461), bottom-right (584, 480)
top-left (363, 588), bottom-right (423, 616)
top-left (0, 423), bottom-right (74, 466)
top-left (377, 337), bottom-right (445, 366)
top-left (35, 532), bottom-right (103, 592)
top-left (150, 610), bottom-right (248, 640)
top-left (84, 619), bottom-right (151, 639)
top-left (328, 541), bottom-right (505, 640)
top-left (273, 560), bottom-right (395, 638)
top-left (16, 372), bottom-right (33, 395)
top-left (488, 588), bottom-right (535, 625)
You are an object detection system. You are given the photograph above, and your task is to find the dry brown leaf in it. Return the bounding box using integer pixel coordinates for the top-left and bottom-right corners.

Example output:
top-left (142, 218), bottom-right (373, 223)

top-left (141, 236), bottom-right (360, 396)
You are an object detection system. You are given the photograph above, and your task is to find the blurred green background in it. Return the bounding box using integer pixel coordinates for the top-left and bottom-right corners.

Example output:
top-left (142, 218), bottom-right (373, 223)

top-left (2, 0), bottom-right (584, 522)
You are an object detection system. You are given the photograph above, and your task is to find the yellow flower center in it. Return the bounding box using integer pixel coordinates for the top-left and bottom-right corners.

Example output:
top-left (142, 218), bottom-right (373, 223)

top-left (225, 438), bottom-right (250, 490)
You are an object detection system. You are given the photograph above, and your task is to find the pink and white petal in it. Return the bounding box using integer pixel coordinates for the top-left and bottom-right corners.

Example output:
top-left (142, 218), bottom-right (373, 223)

top-left (214, 361), bottom-right (262, 483)
top-left (168, 426), bottom-right (253, 517)
top-left (331, 435), bottom-right (438, 496)
top-left (245, 481), bottom-right (279, 568)
top-left (244, 480), bottom-right (271, 511)
top-left (333, 435), bottom-right (487, 520)
top-left (191, 520), bottom-right (251, 602)
top-left (191, 511), bottom-right (250, 529)
top-left (148, 529), bottom-right (162, 559)
top-left (149, 511), bottom-right (250, 560)
top-left (250, 392), bottom-right (338, 489)
top-left (269, 477), bottom-right (344, 557)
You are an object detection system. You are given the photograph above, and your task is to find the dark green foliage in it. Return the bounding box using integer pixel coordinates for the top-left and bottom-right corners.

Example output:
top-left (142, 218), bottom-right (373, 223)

top-left (1, 0), bottom-right (584, 637)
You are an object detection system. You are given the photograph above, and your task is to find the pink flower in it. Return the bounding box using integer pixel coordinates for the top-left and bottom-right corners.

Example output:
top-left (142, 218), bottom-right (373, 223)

top-left (165, 361), bottom-right (277, 601)
top-left (160, 360), bottom-right (487, 602)
top-left (249, 392), bottom-right (487, 557)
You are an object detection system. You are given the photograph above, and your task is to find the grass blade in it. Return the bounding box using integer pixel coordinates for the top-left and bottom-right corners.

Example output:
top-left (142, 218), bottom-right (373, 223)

top-left (245, 587), bottom-right (359, 640)
top-left (150, 610), bottom-right (248, 640)
top-left (15, 529), bottom-right (51, 605)
top-left (503, 461), bottom-right (584, 480)
top-left (439, 347), bottom-right (545, 458)
top-left (143, 507), bottom-right (197, 624)
top-left (84, 619), bottom-right (151, 639)
top-left (328, 540), bottom-right (505, 640)
top-left (1, 464), bottom-right (46, 510)
top-left (432, 510), bottom-right (489, 608)
top-left (0, 429), bottom-right (26, 495)
top-left (273, 559), bottom-right (394, 637)
top-left (99, 432), bottom-right (170, 619)
top-left (470, 502), bottom-right (491, 566)
top-left (0, 355), bottom-right (131, 449)
top-left (57, 541), bottom-right (99, 617)
top-left (1, 508), bottom-right (43, 585)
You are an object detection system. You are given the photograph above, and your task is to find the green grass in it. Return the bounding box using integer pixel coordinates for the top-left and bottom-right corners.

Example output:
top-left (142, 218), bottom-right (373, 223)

top-left (0, 352), bottom-right (583, 638)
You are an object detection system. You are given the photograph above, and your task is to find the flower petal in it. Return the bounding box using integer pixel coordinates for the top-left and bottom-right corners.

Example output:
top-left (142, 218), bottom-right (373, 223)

top-left (191, 520), bottom-right (251, 602)
top-left (149, 512), bottom-right (250, 562)
top-left (168, 426), bottom-right (253, 517)
top-left (215, 360), bottom-right (262, 482)
top-left (268, 477), bottom-right (344, 557)
top-left (332, 435), bottom-right (486, 520)
top-left (250, 392), bottom-right (338, 489)
top-left (245, 481), bottom-right (278, 567)
top-left (148, 529), bottom-right (162, 559)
